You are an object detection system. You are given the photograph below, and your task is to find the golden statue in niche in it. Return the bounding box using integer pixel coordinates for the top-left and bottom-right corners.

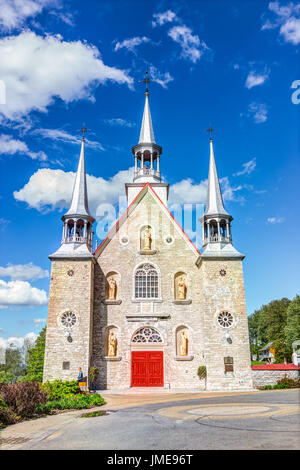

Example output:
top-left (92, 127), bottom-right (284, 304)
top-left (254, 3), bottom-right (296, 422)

top-left (108, 331), bottom-right (117, 357)
top-left (179, 330), bottom-right (188, 356)
top-left (177, 276), bottom-right (186, 300)
top-left (143, 227), bottom-right (152, 250)
top-left (108, 277), bottom-right (117, 300)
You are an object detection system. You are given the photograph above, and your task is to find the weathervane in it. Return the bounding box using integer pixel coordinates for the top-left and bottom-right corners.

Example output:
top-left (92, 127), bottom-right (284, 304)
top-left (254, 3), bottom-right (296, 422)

top-left (206, 125), bottom-right (216, 141)
top-left (139, 71), bottom-right (153, 93)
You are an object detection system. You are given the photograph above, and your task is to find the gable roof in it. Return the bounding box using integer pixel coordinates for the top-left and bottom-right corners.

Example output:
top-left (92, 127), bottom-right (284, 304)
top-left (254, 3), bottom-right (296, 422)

top-left (94, 183), bottom-right (201, 258)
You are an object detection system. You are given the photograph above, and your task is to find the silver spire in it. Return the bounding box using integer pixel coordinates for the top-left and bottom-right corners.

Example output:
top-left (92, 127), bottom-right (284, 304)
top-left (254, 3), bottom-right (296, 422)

top-left (139, 90), bottom-right (155, 144)
top-left (205, 138), bottom-right (229, 216)
top-left (65, 136), bottom-right (91, 217)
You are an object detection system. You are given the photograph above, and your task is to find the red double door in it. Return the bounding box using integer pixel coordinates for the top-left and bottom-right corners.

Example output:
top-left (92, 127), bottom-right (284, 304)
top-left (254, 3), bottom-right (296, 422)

top-left (131, 351), bottom-right (164, 387)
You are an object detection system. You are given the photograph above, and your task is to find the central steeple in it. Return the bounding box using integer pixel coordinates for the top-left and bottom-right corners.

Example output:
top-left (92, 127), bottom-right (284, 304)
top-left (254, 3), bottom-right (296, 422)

top-left (126, 72), bottom-right (169, 205)
top-left (139, 89), bottom-right (155, 144)
top-left (132, 73), bottom-right (162, 184)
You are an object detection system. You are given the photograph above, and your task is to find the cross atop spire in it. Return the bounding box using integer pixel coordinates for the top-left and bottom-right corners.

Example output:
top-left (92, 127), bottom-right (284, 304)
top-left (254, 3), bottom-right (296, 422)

top-left (78, 123), bottom-right (89, 140)
top-left (206, 126), bottom-right (216, 141)
top-left (139, 70), bottom-right (153, 94)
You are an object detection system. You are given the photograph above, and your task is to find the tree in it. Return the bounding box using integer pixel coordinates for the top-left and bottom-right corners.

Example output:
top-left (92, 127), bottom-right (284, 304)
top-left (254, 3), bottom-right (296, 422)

top-left (248, 297), bottom-right (292, 362)
top-left (0, 347), bottom-right (24, 380)
top-left (285, 295), bottom-right (300, 348)
top-left (22, 327), bottom-right (46, 382)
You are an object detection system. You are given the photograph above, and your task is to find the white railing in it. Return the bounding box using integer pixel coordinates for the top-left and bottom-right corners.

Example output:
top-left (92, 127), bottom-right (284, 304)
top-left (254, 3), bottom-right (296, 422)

top-left (135, 168), bottom-right (160, 178)
top-left (203, 235), bottom-right (231, 244)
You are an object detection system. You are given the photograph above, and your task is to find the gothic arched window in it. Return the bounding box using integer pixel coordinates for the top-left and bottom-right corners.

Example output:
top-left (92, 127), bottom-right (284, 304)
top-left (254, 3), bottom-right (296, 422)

top-left (135, 264), bottom-right (158, 299)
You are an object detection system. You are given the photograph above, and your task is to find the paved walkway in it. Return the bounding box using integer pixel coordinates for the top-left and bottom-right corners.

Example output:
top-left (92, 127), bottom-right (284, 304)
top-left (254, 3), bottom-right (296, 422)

top-left (0, 389), bottom-right (299, 450)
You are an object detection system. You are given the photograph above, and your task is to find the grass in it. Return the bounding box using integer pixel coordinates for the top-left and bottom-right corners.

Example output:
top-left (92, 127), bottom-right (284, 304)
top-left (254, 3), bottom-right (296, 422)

top-left (80, 410), bottom-right (107, 418)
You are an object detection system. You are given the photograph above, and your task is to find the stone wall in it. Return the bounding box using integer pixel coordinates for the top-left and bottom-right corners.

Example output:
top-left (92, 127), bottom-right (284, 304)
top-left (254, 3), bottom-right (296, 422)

top-left (201, 258), bottom-right (253, 391)
top-left (91, 188), bottom-right (252, 391)
top-left (43, 258), bottom-right (94, 383)
top-left (252, 369), bottom-right (300, 388)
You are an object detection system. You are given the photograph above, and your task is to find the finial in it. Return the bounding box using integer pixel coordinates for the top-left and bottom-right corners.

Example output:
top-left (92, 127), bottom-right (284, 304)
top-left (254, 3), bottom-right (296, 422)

top-left (206, 125), bottom-right (216, 141)
top-left (78, 123), bottom-right (89, 141)
top-left (139, 70), bottom-right (153, 94)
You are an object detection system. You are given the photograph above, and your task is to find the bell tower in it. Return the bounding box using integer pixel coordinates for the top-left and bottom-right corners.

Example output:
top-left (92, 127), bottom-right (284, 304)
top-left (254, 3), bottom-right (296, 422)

top-left (198, 133), bottom-right (253, 391)
top-left (43, 129), bottom-right (95, 383)
top-left (125, 72), bottom-right (169, 205)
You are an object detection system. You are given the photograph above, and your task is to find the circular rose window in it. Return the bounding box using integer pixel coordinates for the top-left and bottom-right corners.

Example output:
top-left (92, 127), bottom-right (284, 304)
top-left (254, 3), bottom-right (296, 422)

top-left (217, 311), bottom-right (234, 328)
top-left (61, 311), bottom-right (77, 328)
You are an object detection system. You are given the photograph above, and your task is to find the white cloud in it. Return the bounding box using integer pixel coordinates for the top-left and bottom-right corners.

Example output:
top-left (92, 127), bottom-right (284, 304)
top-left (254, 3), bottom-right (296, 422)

top-left (33, 128), bottom-right (104, 150)
top-left (0, 262), bottom-right (49, 281)
top-left (245, 69), bottom-right (270, 89)
top-left (280, 17), bottom-right (300, 44)
top-left (168, 25), bottom-right (209, 63)
top-left (234, 158), bottom-right (256, 176)
top-left (169, 176), bottom-right (243, 205)
top-left (0, 279), bottom-right (48, 308)
top-left (103, 118), bottom-right (135, 128)
top-left (114, 36), bottom-right (150, 53)
top-left (267, 216), bottom-right (285, 224)
top-left (0, 134), bottom-right (47, 161)
top-left (149, 66), bottom-right (174, 89)
top-left (0, 0), bottom-right (56, 30)
top-left (33, 318), bottom-right (46, 327)
top-left (152, 10), bottom-right (178, 27)
top-left (248, 102), bottom-right (268, 123)
top-left (0, 31), bottom-right (132, 122)
top-left (13, 167), bottom-right (135, 214)
top-left (262, 1), bottom-right (300, 45)
top-left (14, 166), bottom-right (244, 215)
top-left (0, 332), bottom-right (37, 351)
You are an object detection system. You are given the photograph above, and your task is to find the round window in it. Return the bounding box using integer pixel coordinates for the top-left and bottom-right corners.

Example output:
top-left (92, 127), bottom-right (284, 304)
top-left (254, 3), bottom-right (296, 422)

top-left (61, 311), bottom-right (77, 328)
top-left (217, 311), bottom-right (234, 328)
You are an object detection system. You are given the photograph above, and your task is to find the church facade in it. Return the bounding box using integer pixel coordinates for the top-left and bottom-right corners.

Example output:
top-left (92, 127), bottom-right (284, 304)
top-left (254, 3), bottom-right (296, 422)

top-left (43, 89), bottom-right (253, 391)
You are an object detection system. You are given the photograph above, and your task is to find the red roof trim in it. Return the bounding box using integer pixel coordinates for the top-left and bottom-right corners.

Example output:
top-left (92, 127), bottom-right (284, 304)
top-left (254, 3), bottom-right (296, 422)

top-left (94, 182), bottom-right (201, 257)
top-left (94, 183), bottom-right (148, 256)
top-left (146, 183), bottom-right (201, 256)
top-left (252, 364), bottom-right (300, 370)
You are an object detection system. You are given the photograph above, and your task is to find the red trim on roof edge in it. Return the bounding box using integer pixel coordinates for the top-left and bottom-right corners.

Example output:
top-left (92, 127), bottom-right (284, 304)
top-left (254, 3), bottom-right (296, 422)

top-left (251, 364), bottom-right (300, 370)
top-left (94, 182), bottom-right (201, 256)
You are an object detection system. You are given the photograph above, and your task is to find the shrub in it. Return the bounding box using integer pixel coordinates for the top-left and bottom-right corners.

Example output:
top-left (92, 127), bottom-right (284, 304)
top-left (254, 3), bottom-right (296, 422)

top-left (0, 371), bottom-right (15, 384)
top-left (89, 366), bottom-right (99, 383)
top-left (41, 380), bottom-right (80, 401)
top-left (36, 393), bottom-right (105, 414)
top-left (0, 397), bottom-right (19, 427)
top-left (197, 366), bottom-right (207, 380)
top-left (276, 375), bottom-right (300, 389)
top-left (0, 382), bottom-right (48, 418)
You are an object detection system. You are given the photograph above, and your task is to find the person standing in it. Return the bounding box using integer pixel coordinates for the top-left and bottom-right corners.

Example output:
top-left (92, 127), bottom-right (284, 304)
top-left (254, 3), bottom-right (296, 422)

top-left (77, 367), bottom-right (83, 384)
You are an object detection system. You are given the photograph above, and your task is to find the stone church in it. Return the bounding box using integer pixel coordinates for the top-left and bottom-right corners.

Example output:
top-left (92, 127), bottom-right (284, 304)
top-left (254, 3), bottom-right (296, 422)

top-left (43, 88), bottom-right (253, 391)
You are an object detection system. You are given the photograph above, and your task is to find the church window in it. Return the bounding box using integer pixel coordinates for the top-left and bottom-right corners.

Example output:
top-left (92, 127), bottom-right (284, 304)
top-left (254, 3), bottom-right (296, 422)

top-left (217, 311), bottom-right (234, 328)
top-left (62, 361), bottom-right (70, 370)
top-left (135, 264), bottom-right (158, 299)
top-left (132, 327), bottom-right (162, 343)
top-left (61, 311), bottom-right (77, 328)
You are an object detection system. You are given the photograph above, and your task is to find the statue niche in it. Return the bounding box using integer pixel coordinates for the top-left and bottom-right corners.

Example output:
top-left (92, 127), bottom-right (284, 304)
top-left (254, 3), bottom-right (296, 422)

top-left (141, 226), bottom-right (152, 251)
top-left (179, 330), bottom-right (188, 356)
top-left (106, 272), bottom-right (119, 300)
top-left (175, 273), bottom-right (187, 300)
top-left (107, 331), bottom-right (117, 357)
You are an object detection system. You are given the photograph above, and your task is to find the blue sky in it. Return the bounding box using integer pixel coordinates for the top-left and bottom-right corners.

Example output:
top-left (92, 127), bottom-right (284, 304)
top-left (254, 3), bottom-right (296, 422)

top-left (0, 0), bottom-right (299, 346)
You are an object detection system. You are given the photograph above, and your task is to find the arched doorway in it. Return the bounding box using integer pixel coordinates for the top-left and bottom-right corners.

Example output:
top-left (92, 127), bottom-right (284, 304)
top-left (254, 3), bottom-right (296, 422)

top-left (131, 327), bottom-right (164, 387)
